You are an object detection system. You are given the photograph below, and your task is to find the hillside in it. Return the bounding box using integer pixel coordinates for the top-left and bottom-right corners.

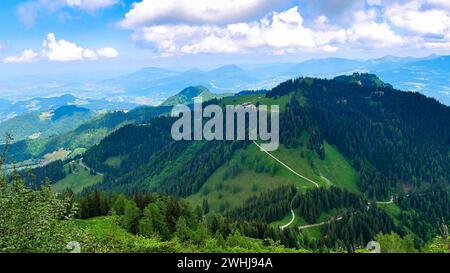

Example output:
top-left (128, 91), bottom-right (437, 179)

top-left (161, 86), bottom-right (230, 106)
top-left (13, 72), bottom-right (450, 253)
top-left (2, 105), bottom-right (172, 164)
top-left (0, 106), bottom-right (95, 143)
top-left (77, 73), bottom-right (448, 201)
top-left (0, 94), bottom-right (138, 123)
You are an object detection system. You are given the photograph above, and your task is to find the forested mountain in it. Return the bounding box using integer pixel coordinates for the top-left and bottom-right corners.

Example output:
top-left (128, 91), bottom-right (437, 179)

top-left (0, 94), bottom-right (138, 123)
top-left (7, 73), bottom-right (449, 253)
top-left (80, 73), bottom-right (449, 198)
top-left (0, 105), bottom-right (95, 143)
top-left (161, 86), bottom-right (230, 106)
top-left (2, 105), bottom-right (172, 164)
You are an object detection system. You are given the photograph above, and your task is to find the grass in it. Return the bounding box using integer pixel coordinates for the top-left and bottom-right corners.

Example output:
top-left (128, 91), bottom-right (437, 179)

top-left (317, 143), bottom-right (359, 193)
top-left (269, 142), bottom-right (359, 193)
top-left (52, 162), bottom-right (102, 193)
top-left (104, 156), bottom-right (124, 168)
top-left (378, 203), bottom-right (401, 217)
top-left (74, 216), bottom-right (133, 239)
top-left (188, 144), bottom-right (294, 212)
top-left (222, 93), bottom-right (292, 111)
top-left (378, 203), bottom-right (402, 226)
top-left (188, 140), bottom-right (359, 213)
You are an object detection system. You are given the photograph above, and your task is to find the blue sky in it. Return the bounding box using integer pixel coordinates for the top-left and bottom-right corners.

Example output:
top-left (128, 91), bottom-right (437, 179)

top-left (1, 0), bottom-right (450, 76)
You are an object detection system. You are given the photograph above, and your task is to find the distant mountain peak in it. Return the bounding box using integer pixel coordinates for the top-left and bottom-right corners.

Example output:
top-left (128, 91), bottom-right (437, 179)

top-left (334, 73), bottom-right (392, 89)
top-left (161, 86), bottom-right (229, 106)
top-left (51, 105), bottom-right (90, 121)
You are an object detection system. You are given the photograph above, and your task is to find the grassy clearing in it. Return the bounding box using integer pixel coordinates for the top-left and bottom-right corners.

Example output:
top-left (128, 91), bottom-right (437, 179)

top-left (52, 162), bottom-right (102, 193)
top-left (222, 93), bottom-right (292, 111)
top-left (104, 156), bottom-right (124, 168)
top-left (378, 203), bottom-right (402, 226)
top-left (74, 216), bottom-right (133, 239)
top-left (188, 143), bottom-right (294, 212)
top-left (188, 141), bottom-right (359, 213)
top-left (317, 143), bottom-right (359, 193)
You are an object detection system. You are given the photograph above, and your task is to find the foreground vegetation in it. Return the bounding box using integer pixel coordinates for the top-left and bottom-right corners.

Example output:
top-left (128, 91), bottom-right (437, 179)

top-left (1, 169), bottom-right (448, 253)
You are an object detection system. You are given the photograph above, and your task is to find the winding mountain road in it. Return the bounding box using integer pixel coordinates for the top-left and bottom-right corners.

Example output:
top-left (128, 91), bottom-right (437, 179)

top-left (78, 158), bottom-right (104, 177)
top-left (375, 196), bottom-right (394, 205)
top-left (281, 209), bottom-right (296, 230)
top-left (252, 141), bottom-right (321, 230)
top-left (298, 215), bottom-right (344, 230)
top-left (253, 141), bottom-right (393, 231)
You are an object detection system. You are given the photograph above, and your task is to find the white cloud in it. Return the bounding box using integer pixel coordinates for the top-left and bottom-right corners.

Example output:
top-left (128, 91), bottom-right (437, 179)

top-left (427, 0), bottom-right (450, 10)
top-left (119, 0), bottom-right (284, 28)
top-left (346, 9), bottom-right (405, 49)
top-left (129, 7), bottom-right (347, 56)
top-left (97, 47), bottom-right (119, 58)
top-left (3, 33), bottom-right (118, 63)
top-left (347, 21), bottom-right (405, 49)
top-left (3, 50), bottom-right (39, 63)
top-left (42, 33), bottom-right (100, 61)
top-left (385, 1), bottom-right (450, 36)
top-left (66, 0), bottom-right (119, 11)
top-left (119, 1), bottom-right (450, 56)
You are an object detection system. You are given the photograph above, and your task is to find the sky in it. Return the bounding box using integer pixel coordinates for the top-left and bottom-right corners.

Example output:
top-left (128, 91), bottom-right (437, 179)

top-left (0, 0), bottom-right (450, 76)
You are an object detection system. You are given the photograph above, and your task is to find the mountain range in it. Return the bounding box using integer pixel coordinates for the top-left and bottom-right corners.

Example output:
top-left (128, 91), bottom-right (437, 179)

top-left (0, 94), bottom-right (138, 123)
top-left (100, 54), bottom-right (450, 105)
top-left (0, 105), bottom-right (96, 143)
top-left (1, 55), bottom-right (449, 107)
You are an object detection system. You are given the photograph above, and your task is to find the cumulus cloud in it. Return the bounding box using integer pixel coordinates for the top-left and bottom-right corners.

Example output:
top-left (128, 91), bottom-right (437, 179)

top-left (346, 9), bottom-right (405, 49)
top-left (3, 33), bottom-right (118, 63)
top-left (42, 33), bottom-right (99, 61)
top-left (127, 7), bottom-right (349, 56)
top-left (97, 47), bottom-right (119, 58)
top-left (123, 0), bottom-right (450, 56)
top-left (123, 4), bottom-right (413, 56)
top-left (382, 0), bottom-right (450, 49)
top-left (119, 0), bottom-right (288, 28)
top-left (3, 50), bottom-right (39, 63)
top-left (385, 1), bottom-right (450, 36)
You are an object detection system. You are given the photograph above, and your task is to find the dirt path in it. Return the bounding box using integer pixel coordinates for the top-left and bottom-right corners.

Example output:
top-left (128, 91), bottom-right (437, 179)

top-left (298, 215), bottom-right (344, 230)
top-left (252, 141), bottom-right (321, 230)
top-left (320, 175), bottom-right (334, 186)
top-left (78, 158), bottom-right (104, 177)
top-left (281, 208), bottom-right (296, 230)
top-left (375, 196), bottom-right (394, 205)
top-left (253, 141), bottom-right (320, 188)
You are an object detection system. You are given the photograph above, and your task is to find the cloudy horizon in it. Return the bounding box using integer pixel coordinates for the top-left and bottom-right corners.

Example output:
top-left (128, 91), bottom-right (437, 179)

top-left (0, 0), bottom-right (449, 76)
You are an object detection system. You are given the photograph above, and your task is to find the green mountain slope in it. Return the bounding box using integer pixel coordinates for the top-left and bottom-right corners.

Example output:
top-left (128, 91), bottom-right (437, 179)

top-left (188, 141), bottom-right (358, 213)
top-left (77, 73), bottom-right (449, 205)
top-left (0, 106), bottom-right (95, 143)
top-left (161, 86), bottom-right (231, 106)
top-left (52, 161), bottom-right (103, 193)
top-left (3, 105), bottom-right (172, 164)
